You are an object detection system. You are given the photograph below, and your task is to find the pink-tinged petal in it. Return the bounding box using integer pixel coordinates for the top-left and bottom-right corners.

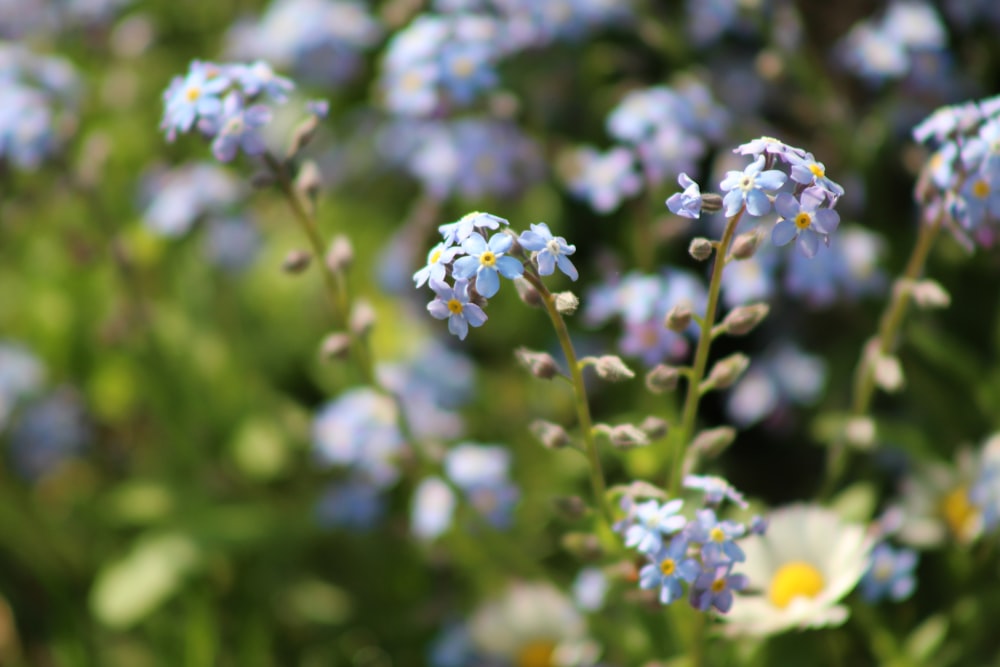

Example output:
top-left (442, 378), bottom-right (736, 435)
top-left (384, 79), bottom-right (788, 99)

top-left (772, 219), bottom-right (798, 246)
top-left (799, 185), bottom-right (826, 211)
top-left (448, 315), bottom-right (469, 340)
top-left (428, 300), bottom-right (451, 320)
top-left (463, 303), bottom-right (487, 327)
top-left (774, 192), bottom-right (799, 219)
top-left (812, 208), bottom-right (840, 234)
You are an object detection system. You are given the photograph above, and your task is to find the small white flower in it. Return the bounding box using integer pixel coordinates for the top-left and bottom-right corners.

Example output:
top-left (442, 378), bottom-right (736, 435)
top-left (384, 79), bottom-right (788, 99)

top-left (723, 504), bottom-right (872, 637)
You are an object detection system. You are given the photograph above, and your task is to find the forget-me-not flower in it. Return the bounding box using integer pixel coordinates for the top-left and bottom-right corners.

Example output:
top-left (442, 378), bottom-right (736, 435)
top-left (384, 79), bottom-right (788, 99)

top-left (439, 211), bottom-right (508, 245)
top-left (666, 172), bottom-right (703, 219)
top-left (685, 508), bottom-right (747, 563)
top-left (452, 232), bottom-right (523, 298)
top-left (161, 61), bottom-right (230, 140)
top-left (639, 535), bottom-right (701, 604)
top-left (860, 543), bottom-right (918, 603)
top-left (414, 241), bottom-right (461, 288)
top-left (624, 498), bottom-right (687, 554)
top-left (210, 94), bottom-right (272, 162)
top-left (771, 187), bottom-right (841, 257)
top-left (427, 278), bottom-right (487, 340)
top-left (720, 155), bottom-right (787, 216)
top-left (517, 222), bottom-right (578, 281)
top-left (683, 475), bottom-right (748, 508)
top-left (689, 562), bottom-right (748, 613)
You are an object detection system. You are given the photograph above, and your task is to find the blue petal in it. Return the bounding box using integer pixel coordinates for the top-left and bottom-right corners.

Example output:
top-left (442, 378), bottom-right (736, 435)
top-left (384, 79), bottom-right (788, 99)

top-left (723, 189), bottom-right (743, 216)
top-left (556, 255), bottom-right (579, 281)
top-left (536, 252), bottom-right (555, 276)
top-left (448, 314), bottom-right (469, 340)
top-left (452, 256), bottom-right (479, 279)
top-left (464, 303), bottom-right (488, 327)
top-left (813, 208), bottom-right (840, 234)
top-left (771, 219), bottom-right (798, 246)
top-left (488, 233), bottom-right (512, 253)
top-left (798, 229), bottom-right (820, 257)
top-left (745, 189), bottom-right (772, 216)
top-left (518, 230), bottom-right (546, 251)
top-left (495, 255), bottom-right (524, 279)
top-left (774, 192), bottom-right (799, 219)
top-left (476, 268), bottom-right (500, 298)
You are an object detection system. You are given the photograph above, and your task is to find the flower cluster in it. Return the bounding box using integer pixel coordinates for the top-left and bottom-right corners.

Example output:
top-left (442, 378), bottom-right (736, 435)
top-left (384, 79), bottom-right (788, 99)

top-left (615, 475), bottom-right (758, 613)
top-left (667, 137), bottom-right (845, 258)
top-left (912, 96), bottom-right (1000, 248)
top-left (160, 59), bottom-right (326, 162)
top-left (415, 212), bottom-right (578, 340)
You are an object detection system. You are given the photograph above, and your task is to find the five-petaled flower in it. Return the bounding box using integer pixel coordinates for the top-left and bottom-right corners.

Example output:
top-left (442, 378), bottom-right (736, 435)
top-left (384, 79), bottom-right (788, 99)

top-left (427, 278), bottom-right (487, 340)
top-left (452, 231), bottom-right (524, 298)
top-left (720, 155), bottom-right (787, 216)
top-left (771, 188), bottom-right (841, 257)
top-left (518, 222), bottom-right (578, 281)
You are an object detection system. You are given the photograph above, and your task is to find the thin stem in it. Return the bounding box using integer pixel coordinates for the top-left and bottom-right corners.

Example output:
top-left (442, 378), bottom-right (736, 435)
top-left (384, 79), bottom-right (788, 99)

top-left (262, 152), bottom-right (374, 384)
top-left (822, 212), bottom-right (943, 497)
top-left (522, 271), bottom-right (612, 524)
top-left (667, 209), bottom-right (744, 495)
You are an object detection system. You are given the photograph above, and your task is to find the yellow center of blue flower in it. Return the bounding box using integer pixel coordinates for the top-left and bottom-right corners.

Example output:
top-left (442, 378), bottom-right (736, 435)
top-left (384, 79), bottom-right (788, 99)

top-left (809, 163), bottom-right (825, 178)
top-left (447, 298), bottom-right (464, 315)
top-left (972, 179), bottom-right (990, 199)
top-left (873, 558), bottom-right (895, 582)
top-left (711, 577), bottom-right (728, 593)
top-left (710, 527), bottom-right (726, 542)
top-left (450, 56), bottom-right (475, 78)
top-left (940, 485), bottom-right (978, 539)
top-left (768, 561), bottom-right (825, 608)
top-left (479, 251), bottom-right (497, 267)
top-left (429, 248), bottom-right (443, 264)
top-left (185, 86), bottom-right (201, 102)
top-left (660, 558), bottom-right (676, 576)
top-left (794, 212), bottom-right (812, 230)
top-left (517, 641), bottom-right (556, 667)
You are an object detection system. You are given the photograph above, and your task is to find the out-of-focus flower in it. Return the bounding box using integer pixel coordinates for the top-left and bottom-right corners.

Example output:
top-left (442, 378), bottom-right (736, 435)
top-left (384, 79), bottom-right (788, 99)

top-left (860, 543), bottom-right (918, 603)
top-left (559, 146), bottom-right (642, 214)
top-left (316, 476), bottom-right (386, 529)
top-left (0, 342), bottom-right (45, 430)
top-left (726, 343), bottom-right (827, 427)
top-left (724, 504), bottom-right (871, 636)
top-left (8, 388), bottom-right (90, 481)
top-left (140, 162), bottom-right (242, 237)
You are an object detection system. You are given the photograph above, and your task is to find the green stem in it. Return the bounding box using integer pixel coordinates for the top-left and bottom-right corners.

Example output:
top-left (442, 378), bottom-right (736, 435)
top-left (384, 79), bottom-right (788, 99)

top-left (823, 212), bottom-right (943, 497)
top-left (262, 152), bottom-right (374, 384)
top-left (522, 271), bottom-right (612, 524)
top-left (667, 209), bottom-right (744, 495)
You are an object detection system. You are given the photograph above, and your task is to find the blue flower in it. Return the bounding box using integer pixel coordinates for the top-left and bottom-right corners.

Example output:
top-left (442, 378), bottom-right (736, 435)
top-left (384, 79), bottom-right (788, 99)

top-left (624, 499), bottom-right (687, 554)
top-left (316, 476), bottom-right (386, 529)
top-left (561, 146), bottom-right (642, 214)
top-left (452, 232), bottom-right (523, 298)
top-left (227, 60), bottom-right (294, 101)
top-left (666, 172), bottom-right (703, 219)
top-left (438, 42), bottom-right (497, 104)
top-left (438, 211), bottom-right (508, 245)
top-left (683, 475), bottom-right (748, 508)
top-left (427, 278), bottom-right (487, 340)
top-left (860, 543), bottom-right (918, 603)
top-left (689, 562), bottom-right (748, 613)
top-left (719, 155), bottom-right (787, 216)
top-left (517, 222), bottom-right (578, 281)
top-left (771, 187), bottom-right (841, 257)
top-left (445, 443), bottom-right (519, 529)
top-left (684, 508), bottom-right (746, 563)
top-left (787, 153), bottom-right (845, 202)
top-left (414, 241), bottom-right (461, 288)
top-left (734, 136), bottom-right (808, 162)
top-left (161, 61), bottom-right (231, 140)
top-left (210, 94), bottom-right (272, 162)
top-left (639, 535), bottom-right (701, 604)
top-left (312, 388), bottom-right (404, 488)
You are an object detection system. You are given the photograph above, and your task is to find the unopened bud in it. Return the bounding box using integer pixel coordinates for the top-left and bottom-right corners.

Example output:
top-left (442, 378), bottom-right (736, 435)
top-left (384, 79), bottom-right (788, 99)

top-left (645, 364), bottom-right (680, 393)
top-left (700, 193), bottom-right (723, 213)
top-left (554, 291), bottom-right (579, 314)
top-left (593, 355), bottom-right (635, 382)
top-left (515, 348), bottom-right (559, 380)
top-left (282, 249), bottom-right (311, 274)
top-left (873, 354), bottom-right (904, 393)
top-left (349, 300), bottom-right (376, 336)
top-left (704, 353), bottom-right (749, 391)
top-left (326, 235), bottom-right (354, 273)
top-left (320, 332), bottom-right (352, 360)
top-left (530, 419), bottom-right (570, 449)
top-left (552, 496), bottom-right (588, 521)
top-left (689, 237), bottom-right (713, 261)
top-left (730, 228), bottom-right (764, 260)
top-left (689, 426), bottom-right (737, 458)
top-left (287, 114), bottom-right (322, 158)
top-left (561, 532), bottom-right (603, 561)
top-left (845, 416), bottom-right (876, 449)
top-left (514, 276), bottom-right (542, 308)
top-left (911, 279), bottom-right (951, 309)
top-left (608, 423), bottom-right (650, 449)
top-left (295, 160), bottom-right (322, 201)
top-left (718, 303), bottom-right (769, 336)
top-left (665, 304), bottom-right (692, 332)
top-left (638, 416), bottom-right (669, 439)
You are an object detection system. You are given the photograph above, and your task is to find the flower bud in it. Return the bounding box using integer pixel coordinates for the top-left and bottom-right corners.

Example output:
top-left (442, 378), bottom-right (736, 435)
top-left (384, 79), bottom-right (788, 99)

top-left (326, 234), bottom-right (354, 273)
top-left (700, 192), bottom-right (723, 212)
top-left (689, 426), bottom-right (736, 458)
top-left (593, 355), bottom-right (635, 382)
top-left (515, 348), bottom-right (559, 380)
top-left (845, 416), bottom-right (876, 449)
top-left (554, 291), bottom-right (579, 315)
top-left (287, 113), bottom-right (322, 158)
top-left (514, 276), bottom-right (542, 308)
top-left (911, 279), bottom-right (951, 309)
top-left (281, 249), bottom-right (311, 274)
top-left (873, 354), bottom-right (904, 393)
top-left (688, 237), bottom-right (713, 261)
top-left (638, 416), bottom-right (669, 439)
top-left (608, 424), bottom-right (650, 449)
top-left (703, 353), bottom-right (749, 391)
top-left (349, 299), bottom-right (376, 336)
top-left (718, 303), bottom-right (769, 336)
top-left (320, 332), bottom-right (352, 360)
top-left (530, 419), bottom-right (570, 449)
top-left (664, 304), bottom-right (692, 332)
top-left (645, 364), bottom-right (680, 393)
top-left (552, 496), bottom-right (588, 521)
top-left (295, 160), bottom-right (322, 201)
top-left (730, 228), bottom-right (764, 260)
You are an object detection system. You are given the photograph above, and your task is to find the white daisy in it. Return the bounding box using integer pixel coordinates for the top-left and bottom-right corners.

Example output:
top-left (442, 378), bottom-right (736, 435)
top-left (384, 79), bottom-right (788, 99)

top-left (469, 582), bottom-right (599, 667)
top-left (723, 504), bottom-right (872, 637)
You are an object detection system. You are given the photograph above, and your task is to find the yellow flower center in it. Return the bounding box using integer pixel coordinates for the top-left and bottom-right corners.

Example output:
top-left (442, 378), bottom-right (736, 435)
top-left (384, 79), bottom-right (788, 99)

top-left (809, 163), bottom-right (825, 178)
top-left (517, 641), bottom-right (556, 667)
top-left (429, 248), bottom-right (443, 265)
top-left (185, 85), bottom-right (201, 102)
top-left (940, 485), bottom-right (978, 539)
top-left (972, 179), bottom-right (991, 200)
top-left (768, 561), bottom-right (825, 609)
top-left (711, 577), bottom-right (728, 593)
top-left (660, 557), bottom-right (676, 576)
top-left (446, 298), bottom-right (464, 315)
top-left (450, 55), bottom-right (475, 78)
top-left (479, 250), bottom-right (497, 268)
top-left (710, 527), bottom-right (726, 542)
top-left (794, 211), bottom-right (812, 230)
